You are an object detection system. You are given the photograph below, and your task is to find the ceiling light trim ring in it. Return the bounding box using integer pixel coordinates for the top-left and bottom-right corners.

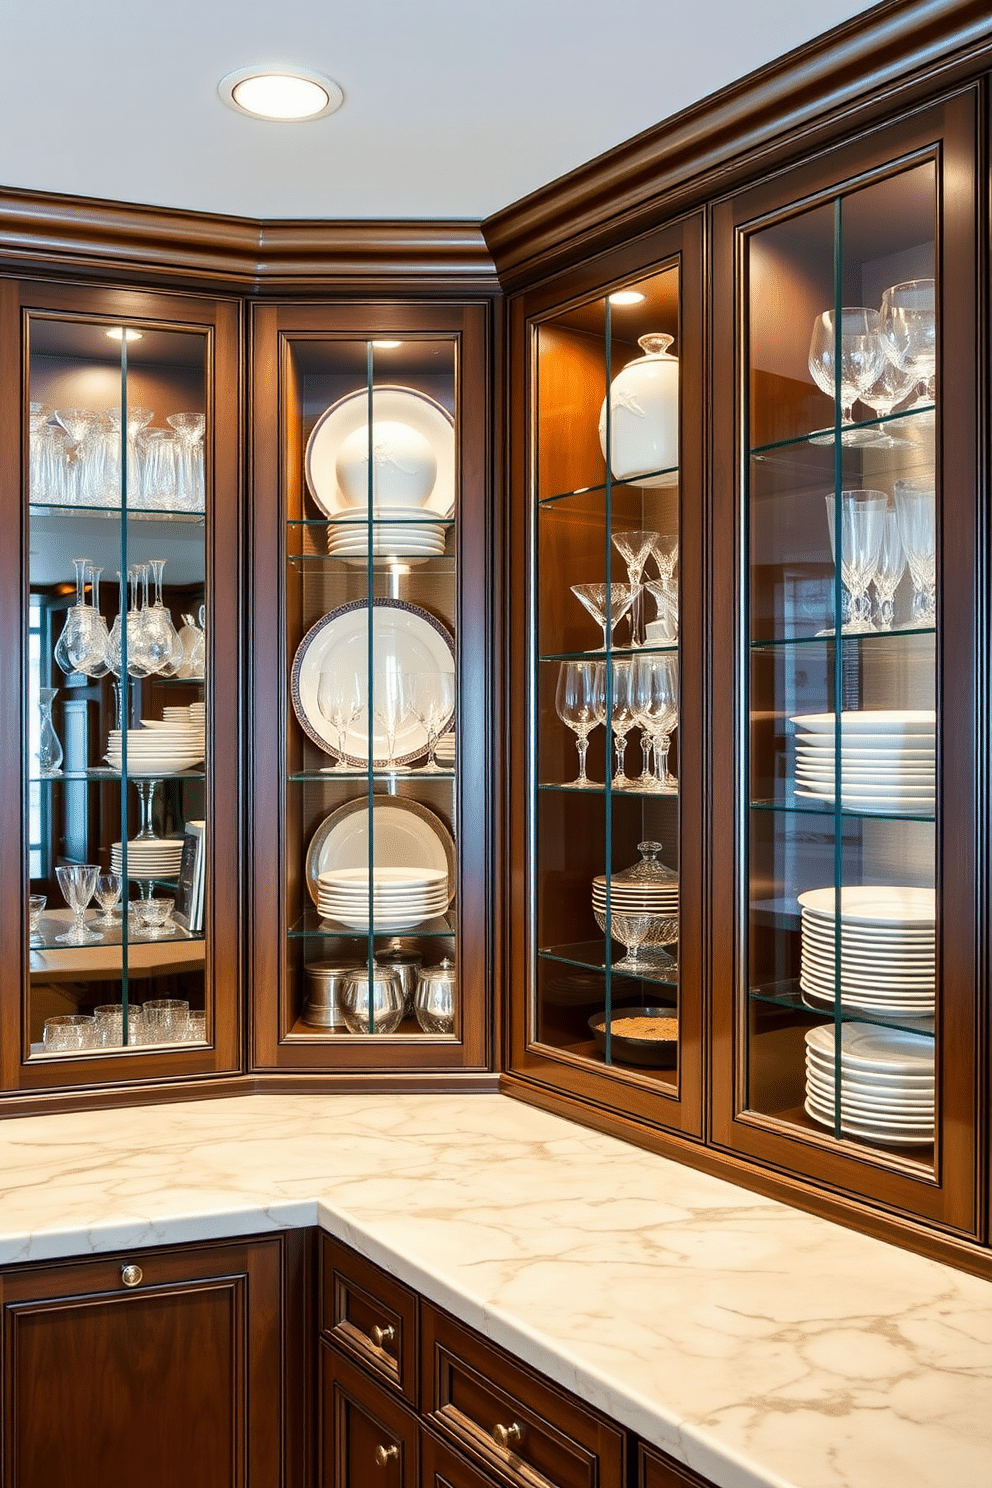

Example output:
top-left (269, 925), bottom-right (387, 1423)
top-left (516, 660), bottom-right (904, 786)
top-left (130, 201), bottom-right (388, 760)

top-left (218, 66), bottom-right (344, 122)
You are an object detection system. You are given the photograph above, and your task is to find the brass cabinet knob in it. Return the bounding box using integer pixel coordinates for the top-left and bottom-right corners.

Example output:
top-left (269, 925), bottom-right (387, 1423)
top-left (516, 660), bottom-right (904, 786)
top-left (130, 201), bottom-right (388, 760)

top-left (120, 1264), bottom-right (143, 1288)
top-left (493, 1422), bottom-right (524, 1450)
top-left (374, 1444), bottom-right (399, 1467)
top-left (371, 1323), bottom-right (396, 1349)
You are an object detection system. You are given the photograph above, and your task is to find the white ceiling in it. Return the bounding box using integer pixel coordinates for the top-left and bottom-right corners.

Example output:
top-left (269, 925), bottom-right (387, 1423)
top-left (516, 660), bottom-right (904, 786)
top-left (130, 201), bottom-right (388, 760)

top-left (0, 0), bottom-right (878, 221)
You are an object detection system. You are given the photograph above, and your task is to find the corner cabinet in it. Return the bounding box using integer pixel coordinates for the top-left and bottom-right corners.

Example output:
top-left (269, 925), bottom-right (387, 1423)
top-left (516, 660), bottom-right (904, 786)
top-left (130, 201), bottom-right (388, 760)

top-left (505, 88), bottom-right (987, 1252)
top-left (0, 278), bottom-right (243, 1096)
top-left (249, 301), bottom-right (496, 1078)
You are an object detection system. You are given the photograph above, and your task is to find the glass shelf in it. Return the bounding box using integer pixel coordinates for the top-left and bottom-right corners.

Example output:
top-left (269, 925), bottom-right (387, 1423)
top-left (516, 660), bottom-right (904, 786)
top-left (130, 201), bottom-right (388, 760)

top-left (287, 515), bottom-right (455, 529)
top-left (31, 769), bottom-right (206, 783)
top-left (538, 941), bottom-right (678, 988)
top-left (288, 769), bottom-right (455, 783)
top-left (539, 642), bottom-right (678, 662)
top-left (538, 781), bottom-right (677, 799)
top-left (538, 465), bottom-right (679, 506)
top-left (749, 626), bottom-right (935, 650)
top-left (30, 503), bottom-right (205, 525)
top-left (751, 798), bottom-right (935, 823)
top-left (749, 403), bottom-right (935, 460)
top-left (288, 909), bottom-right (455, 940)
top-left (749, 980), bottom-right (935, 1037)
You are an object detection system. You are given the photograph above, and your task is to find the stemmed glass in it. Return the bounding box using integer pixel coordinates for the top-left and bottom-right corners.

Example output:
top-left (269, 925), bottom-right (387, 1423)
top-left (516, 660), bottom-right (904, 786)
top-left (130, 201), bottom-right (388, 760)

top-left (823, 490), bottom-right (887, 633)
top-left (105, 569), bottom-right (153, 677)
top-left (141, 559), bottom-right (184, 675)
top-left (644, 579), bottom-right (678, 643)
top-left (570, 583), bottom-right (638, 652)
top-left (54, 864), bottom-right (102, 945)
top-left (633, 654), bottom-right (679, 791)
top-left (554, 660), bottom-right (606, 788)
top-left (54, 557), bottom-right (109, 676)
top-left (93, 872), bottom-right (123, 927)
top-left (373, 666), bottom-right (413, 772)
top-left (880, 279), bottom-right (936, 405)
top-left (857, 349), bottom-right (916, 442)
top-left (808, 308), bottom-right (886, 432)
top-left (409, 670), bottom-right (456, 772)
top-left (167, 413), bottom-right (206, 510)
top-left (611, 530), bottom-right (659, 645)
top-left (56, 409), bottom-right (100, 505)
top-left (105, 405), bottom-right (154, 503)
top-left (608, 659), bottom-right (638, 790)
top-left (871, 506), bottom-right (907, 630)
top-left (316, 670), bottom-right (363, 771)
top-left (134, 779), bottom-right (163, 841)
top-left (893, 476), bottom-right (936, 626)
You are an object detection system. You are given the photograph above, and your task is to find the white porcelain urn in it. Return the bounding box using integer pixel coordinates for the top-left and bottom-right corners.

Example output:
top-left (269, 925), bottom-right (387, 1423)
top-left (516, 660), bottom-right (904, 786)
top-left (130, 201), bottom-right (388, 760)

top-left (598, 333), bottom-right (679, 488)
top-left (335, 419), bottom-right (437, 508)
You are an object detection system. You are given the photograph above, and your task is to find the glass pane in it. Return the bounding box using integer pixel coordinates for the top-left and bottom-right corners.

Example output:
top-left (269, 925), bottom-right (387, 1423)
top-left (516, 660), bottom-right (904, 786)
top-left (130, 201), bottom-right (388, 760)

top-left (744, 161), bottom-right (938, 1165)
top-left (27, 317), bottom-right (208, 1059)
top-left (285, 336), bottom-right (458, 1040)
top-left (533, 263), bottom-right (682, 1089)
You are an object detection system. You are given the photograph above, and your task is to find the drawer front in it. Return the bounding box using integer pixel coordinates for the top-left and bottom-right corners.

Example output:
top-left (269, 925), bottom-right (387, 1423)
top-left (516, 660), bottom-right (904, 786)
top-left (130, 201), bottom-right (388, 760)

top-left (422, 1304), bottom-right (624, 1488)
top-left (320, 1342), bottom-right (417, 1488)
top-left (422, 1430), bottom-right (504, 1488)
top-left (321, 1235), bottom-right (418, 1404)
top-left (640, 1443), bottom-right (716, 1488)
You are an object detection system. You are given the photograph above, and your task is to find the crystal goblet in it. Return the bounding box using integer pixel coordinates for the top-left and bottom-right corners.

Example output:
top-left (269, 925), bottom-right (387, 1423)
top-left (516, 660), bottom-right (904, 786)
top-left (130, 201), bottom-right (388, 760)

top-left (880, 279), bottom-right (936, 405)
top-left (555, 660), bottom-right (606, 788)
top-left (808, 308), bottom-right (886, 432)
top-left (54, 863), bottom-right (101, 945)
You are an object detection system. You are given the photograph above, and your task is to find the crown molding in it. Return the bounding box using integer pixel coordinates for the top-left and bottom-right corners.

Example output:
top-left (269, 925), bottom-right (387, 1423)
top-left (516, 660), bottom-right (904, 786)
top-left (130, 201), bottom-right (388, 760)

top-left (0, 186), bottom-right (498, 296)
top-left (483, 0), bottom-right (992, 292)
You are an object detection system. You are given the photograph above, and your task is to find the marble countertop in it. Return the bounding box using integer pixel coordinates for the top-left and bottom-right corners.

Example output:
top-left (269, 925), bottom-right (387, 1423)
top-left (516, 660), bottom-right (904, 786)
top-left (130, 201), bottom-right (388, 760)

top-left (0, 1091), bottom-right (987, 1488)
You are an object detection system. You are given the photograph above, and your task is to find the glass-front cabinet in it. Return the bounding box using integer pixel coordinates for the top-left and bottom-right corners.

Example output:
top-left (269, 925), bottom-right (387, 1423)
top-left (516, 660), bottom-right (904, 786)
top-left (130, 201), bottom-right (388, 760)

top-left (249, 302), bottom-right (492, 1074)
top-left (711, 96), bottom-right (980, 1230)
top-left (508, 218), bottom-right (705, 1132)
top-left (0, 281), bottom-right (241, 1092)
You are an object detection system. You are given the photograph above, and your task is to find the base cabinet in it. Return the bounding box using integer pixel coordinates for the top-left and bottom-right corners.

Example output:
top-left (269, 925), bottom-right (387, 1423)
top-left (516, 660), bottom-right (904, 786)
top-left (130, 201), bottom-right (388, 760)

top-left (0, 1235), bottom-right (301, 1488)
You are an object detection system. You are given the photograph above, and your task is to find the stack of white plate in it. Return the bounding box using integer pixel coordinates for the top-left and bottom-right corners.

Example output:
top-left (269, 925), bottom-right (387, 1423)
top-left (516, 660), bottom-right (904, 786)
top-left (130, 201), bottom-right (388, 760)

top-left (797, 885), bottom-right (935, 1018)
top-left (790, 710), bottom-right (935, 815)
top-left (327, 507), bottom-right (447, 557)
top-left (106, 719), bottom-right (205, 775)
top-left (804, 1022), bottom-right (935, 1145)
top-left (316, 866), bottom-right (449, 930)
top-left (591, 874), bottom-right (679, 921)
top-left (110, 838), bottom-right (185, 879)
top-left (434, 731), bottom-right (456, 765)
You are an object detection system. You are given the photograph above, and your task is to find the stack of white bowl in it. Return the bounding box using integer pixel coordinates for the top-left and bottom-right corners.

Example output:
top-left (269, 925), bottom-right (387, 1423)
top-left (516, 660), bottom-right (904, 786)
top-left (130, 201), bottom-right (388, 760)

top-left (804, 1021), bottom-right (935, 1146)
top-left (791, 710), bottom-right (935, 815)
top-left (107, 706), bottom-right (205, 775)
top-left (327, 419), bottom-right (447, 558)
top-left (316, 866), bottom-right (449, 930)
top-left (111, 838), bottom-right (185, 880)
top-left (797, 885), bottom-right (935, 1019)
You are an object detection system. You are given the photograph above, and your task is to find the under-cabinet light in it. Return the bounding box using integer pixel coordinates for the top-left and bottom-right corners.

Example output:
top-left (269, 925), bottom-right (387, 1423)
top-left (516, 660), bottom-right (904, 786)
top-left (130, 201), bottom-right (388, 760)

top-left (218, 67), bottom-right (343, 121)
top-left (106, 328), bottom-right (143, 342)
top-left (608, 291), bottom-right (646, 306)
top-left (372, 340), bottom-right (402, 349)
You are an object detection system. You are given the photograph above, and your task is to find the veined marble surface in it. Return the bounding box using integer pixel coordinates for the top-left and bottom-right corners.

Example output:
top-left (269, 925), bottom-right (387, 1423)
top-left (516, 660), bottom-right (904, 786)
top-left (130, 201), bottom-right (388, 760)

top-left (0, 1091), bottom-right (988, 1488)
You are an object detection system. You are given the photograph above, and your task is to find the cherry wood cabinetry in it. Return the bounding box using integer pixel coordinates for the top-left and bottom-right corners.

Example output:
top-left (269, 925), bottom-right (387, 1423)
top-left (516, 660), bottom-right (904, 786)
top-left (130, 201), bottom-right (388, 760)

top-left (0, 1233), bottom-right (307, 1488)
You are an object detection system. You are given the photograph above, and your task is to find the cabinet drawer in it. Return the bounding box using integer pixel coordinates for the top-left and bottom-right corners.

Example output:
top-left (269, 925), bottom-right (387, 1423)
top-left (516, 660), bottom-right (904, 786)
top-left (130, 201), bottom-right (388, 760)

top-left (320, 1341), bottom-right (417, 1488)
top-left (321, 1234), bottom-right (418, 1404)
top-left (422, 1304), bottom-right (624, 1488)
top-left (639, 1443), bottom-right (715, 1488)
top-left (422, 1429), bottom-right (504, 1488)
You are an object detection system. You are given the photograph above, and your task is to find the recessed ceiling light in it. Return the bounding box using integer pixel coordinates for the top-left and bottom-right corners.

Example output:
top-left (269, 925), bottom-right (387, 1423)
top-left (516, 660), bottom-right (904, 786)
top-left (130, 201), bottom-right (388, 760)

top-left (372, 340), bottom-right (402, 349)
top-left (106, 327), bottom-right (143, 342)
top-left (218, 67), bottom-right (343, 122)
top-left (608, 291), bottom-right (646, 306)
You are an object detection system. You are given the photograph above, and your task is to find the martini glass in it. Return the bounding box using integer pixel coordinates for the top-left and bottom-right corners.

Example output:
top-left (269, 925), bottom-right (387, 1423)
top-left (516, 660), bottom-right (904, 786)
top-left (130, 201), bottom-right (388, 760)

top-left (644, 579), bottom-right (678, 644)
top-left (612, 529), bottom-right (659, 645)
top-left (55, 864), bottom-right (101, 945)
top-left (570, 583), bottom-right (638, 652)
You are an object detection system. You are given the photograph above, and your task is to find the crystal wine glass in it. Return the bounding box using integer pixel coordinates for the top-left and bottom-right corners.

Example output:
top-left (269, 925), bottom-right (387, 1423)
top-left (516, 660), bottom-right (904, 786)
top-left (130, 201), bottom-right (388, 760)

top-left (856, 344), bottom-right (916, 443)
top-left (54, 863), bottom-right (101, 945)
top-left (570, 583), bottom-right (638, 652)
top-left (871, 506), bottom-right (907, 630)
top-left (93, 872), bottom-right (123, 926)
top-left (823, 489), bottom-right (887, 633)
top-left (316, 670), bottom-right (364, 772)
top-left (409, 670), bottom-right (456, 772)
top-left (611, 529), bottom-right (659, 645)
top-left (373, 666), bottom-right (413, 772)
top-left (633, 653), bottom-right (679, 792)
top-left (554, 660), bottom-right (606, 788)
top-left (808, 308), bottom-right (886, 430)
top-left (893, 476), bottom-right (936, 627)
top-left (167, 413), bottom-right (206, 511)
top-left (608, 659), bottom-right (638, 790)
top-left (880, 279), bottom-right (936, 405)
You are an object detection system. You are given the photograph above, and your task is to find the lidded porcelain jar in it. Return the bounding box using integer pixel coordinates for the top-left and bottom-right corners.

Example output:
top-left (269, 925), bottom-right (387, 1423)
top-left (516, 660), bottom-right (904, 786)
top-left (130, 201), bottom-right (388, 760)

top-left (598, 333), bottom-right (679, 488)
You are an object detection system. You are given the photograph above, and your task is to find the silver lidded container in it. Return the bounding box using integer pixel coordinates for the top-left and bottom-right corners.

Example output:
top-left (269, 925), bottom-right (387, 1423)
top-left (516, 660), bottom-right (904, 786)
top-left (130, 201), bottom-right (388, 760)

top-left (303, 960), bottom-right (362, 1029)
top-left (414, 956), bottom-right (456, 1034)
top-left (373, 943), bottom-right (423, 1018)
top-left (339, 967), bottom-right (404, 1035)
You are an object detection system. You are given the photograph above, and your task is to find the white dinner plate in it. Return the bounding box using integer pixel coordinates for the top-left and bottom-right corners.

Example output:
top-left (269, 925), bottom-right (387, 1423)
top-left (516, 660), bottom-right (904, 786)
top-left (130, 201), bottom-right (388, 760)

top-left (795, 736), bottom-right (935, 752)
top-left (805, 1020), bottom-right (935, 1073)
top-left (805, 1068), bottom-right (935, 1110)
top-left (796, 763), bottom-right (935, 779)
top-left (804, 1053), bottom-right (935, 1091)
top-left (291, 598), bottom-right (455, 767)
top-left (805, 1092), bottom-right (935, 1128)
top-left (305, 386), bottom-right (455, 520)
top-left (791, 711), bottom-right (936, 734)
top-left (795, 779), bottom-right (935, 800)
top-left (305, 797), bottom-right (455, 907)
top-left (801, 993), bottom-right (935, 1022)
top-left (800, 933), bottom-right (935, 961)
top-left (804, 1097), bottom-right (934, 1139)
top-left (798, 886), bottom-right (934, 926)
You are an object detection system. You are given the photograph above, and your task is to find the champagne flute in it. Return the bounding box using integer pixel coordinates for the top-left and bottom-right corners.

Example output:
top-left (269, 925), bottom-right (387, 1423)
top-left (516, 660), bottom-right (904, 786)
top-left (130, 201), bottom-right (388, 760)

top-left (554, 660), bottom-right (605, 788)
top-left (373, 665), bottom-right (412, 772)
top-left (824, 489), bottom-right (887, 633)
top-left (893, 476), bottom-right (936, 627)
top-left (871, 506), bottom-right (907, 630)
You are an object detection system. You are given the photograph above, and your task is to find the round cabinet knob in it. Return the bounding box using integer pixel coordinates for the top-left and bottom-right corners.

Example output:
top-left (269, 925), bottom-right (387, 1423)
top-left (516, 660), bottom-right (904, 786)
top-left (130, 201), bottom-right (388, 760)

top-left (371, 1323), bottom-right (396, 1349)
top-left (374, 1444), bottom-right (399, 1468)
top-left (493, 1422), bottom-right (524, 1450)
top-left (120, 1264), bottom-right (143, 1288)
